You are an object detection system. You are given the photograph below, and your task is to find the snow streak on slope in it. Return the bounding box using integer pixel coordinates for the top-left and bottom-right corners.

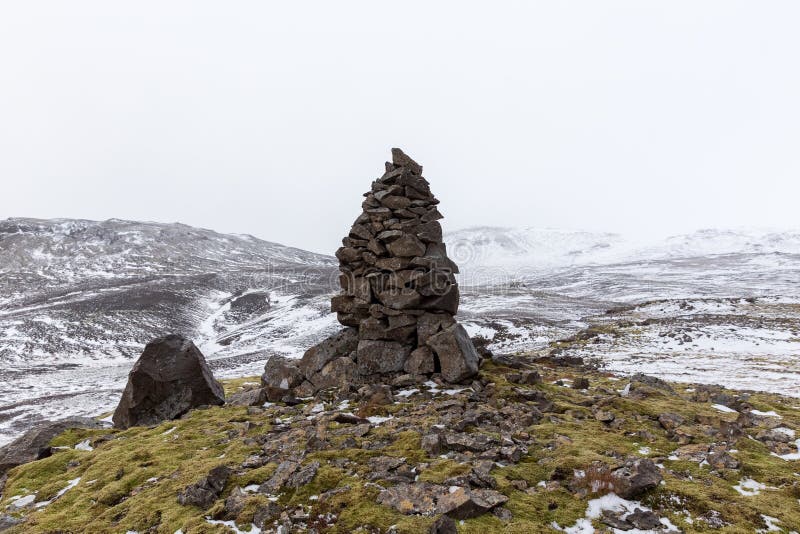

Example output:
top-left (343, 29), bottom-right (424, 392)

top-left (0, 218), bottom-right (338, 445)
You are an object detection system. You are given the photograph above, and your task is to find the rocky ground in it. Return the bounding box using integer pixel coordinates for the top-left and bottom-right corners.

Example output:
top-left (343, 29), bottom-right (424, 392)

top-left (2, 348), bottom-right (799, 533)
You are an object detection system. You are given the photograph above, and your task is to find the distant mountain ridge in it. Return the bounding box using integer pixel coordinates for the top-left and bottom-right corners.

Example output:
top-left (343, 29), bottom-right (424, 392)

top-left (445, 225), bottom-right (800, 270)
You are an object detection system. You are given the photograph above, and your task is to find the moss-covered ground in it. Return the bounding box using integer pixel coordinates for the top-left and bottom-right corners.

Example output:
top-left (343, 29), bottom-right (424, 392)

top-left (2, 362), bottom-right (799, 533)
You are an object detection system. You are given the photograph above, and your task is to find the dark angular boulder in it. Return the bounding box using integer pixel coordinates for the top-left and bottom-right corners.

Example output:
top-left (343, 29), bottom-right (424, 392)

top-left (261, 355), bottom-right (303, 390)
top-left (426, 324), bottom-right (480, 383)
top-left (112, 334), bottom-right (225, 429)
top-left (298, 328), bottom-right (358, 378)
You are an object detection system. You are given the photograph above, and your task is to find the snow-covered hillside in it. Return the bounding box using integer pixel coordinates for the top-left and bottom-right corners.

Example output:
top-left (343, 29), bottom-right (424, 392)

top-left (1, 219), bottom-right (799, 446)
top-left (446, 226), bottom-right (800, 271)
top-left (0, 218), bottom-right (340, 444)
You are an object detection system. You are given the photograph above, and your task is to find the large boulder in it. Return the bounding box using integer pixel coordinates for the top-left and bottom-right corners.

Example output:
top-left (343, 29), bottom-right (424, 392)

top-left (112, 334), bottom-right (225, 429)
top-left (261, 355), bottom-right (303, 390)
top-left (0, 417), bottom-right (104, 477)
top-left (298, 328), bottom-right (358, 378)
top-left (426, 324), bottom-right (480, 382)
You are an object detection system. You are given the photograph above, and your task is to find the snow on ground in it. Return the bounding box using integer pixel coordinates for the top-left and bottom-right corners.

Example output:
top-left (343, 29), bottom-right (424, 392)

top-left (553, 493), bottom-right (680, 533)
top-left (733, 478), bottom-right (767, 496)
top-left (2, 220), bottom-right (800, 447)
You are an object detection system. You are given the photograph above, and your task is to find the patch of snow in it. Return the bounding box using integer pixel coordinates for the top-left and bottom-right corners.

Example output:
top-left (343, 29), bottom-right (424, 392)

top-left (205, 519), bottom-right (261, 534)
top-left (162, 426), bottom-right (177, 435)
top-left (366, 415), bottom-right (394, 425)
top-left (772, 439), bottom-right (800, 461)
top-left (74, 439), bottom-right (93, 451)
top-left (759, 514), bottom-right (782, 532)
top-left (712, 404), bottom-right (737, 413)
top-left (751, 410), bottom-right (781, 418)
top-left (395, 388), bottom-right (419, 398)
top-left (733, 478), bottom-right (766, 496)
top-left (34, 477), bottom-right (81, 508)
top-left (553, 493), bottom-right (680, 533)
top-left (8, 494), bottom-right (36, 509)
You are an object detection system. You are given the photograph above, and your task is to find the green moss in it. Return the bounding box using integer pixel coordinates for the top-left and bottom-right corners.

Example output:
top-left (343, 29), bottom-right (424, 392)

top-left (4, 366), bottom-right (800, 533)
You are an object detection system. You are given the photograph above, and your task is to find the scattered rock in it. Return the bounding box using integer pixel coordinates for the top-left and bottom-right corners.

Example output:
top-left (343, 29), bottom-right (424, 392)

top-left (572, 377), bottom-right (590, 389)
top-left (262, 355), bottom-right (304, 390)
top-left (0, 514), bottom-right (22, 531)
top-left (0, 417), bottom-right (104, 477)
top-left (436, 487), bottom-right (508, 519)
top-left (223, 486), bottom-right (248, 518)
top-left (429, 515), bottom-right (457, 534)
top-left (259, 460), bottom-right (300, 494)
top-left (227, 387), bottom-right (268, 407)
top-left (611, 459), bottom-right (662, 499)
top-left (628, 508), bottom-right (661, 529)
top-left (377, 482), bottom-right (443, 515)
top-left (595, 410), bottom-right (615, 423)
top-left (658, 412), bottom-right (685, 431)
top-left (177, 465), bottom-right (231, 509)
top-left (112, 334), bottom-right (225, 429)
top-left (286, 461), bottom-right (319, 488)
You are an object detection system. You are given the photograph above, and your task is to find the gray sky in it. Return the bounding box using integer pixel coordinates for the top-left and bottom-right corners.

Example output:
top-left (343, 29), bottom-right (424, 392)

top-left (1, 1), bottom-right (798, 254)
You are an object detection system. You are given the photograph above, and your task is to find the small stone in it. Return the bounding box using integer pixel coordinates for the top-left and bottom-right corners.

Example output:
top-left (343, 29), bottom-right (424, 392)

top-left (492, 507), bottom-right (513, 522)
top-left (422, 433), bottom-right (443, 455)
top-left (436, 487), bottom-right (508, 519)
top-left (286, 461), bottom-right (320, 488)
top-left (572, 377), bottom-right (590, 389)
top-left (227, 388), bottom-right (268, 407)
top-left (223, 487), bottom-right (248, 518)
top-left (611, 459), bottom-right (663, 499)
top-left (177, 466), bottom-right (231, 509)
top-left (259, 461), bottom-right (300, 494)
top-left (429, 515), bottom-right (457, 534)
top-left (595, 410), bottom-right (615, 423)
top-left (658, 413), bottom-right (685, 431)
top-left (627, 508), bottom-right (661, 529)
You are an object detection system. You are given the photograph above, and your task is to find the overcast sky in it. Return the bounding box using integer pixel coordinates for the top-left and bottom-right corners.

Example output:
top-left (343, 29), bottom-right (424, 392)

top-left (1, 2), bottom-right (798, 253)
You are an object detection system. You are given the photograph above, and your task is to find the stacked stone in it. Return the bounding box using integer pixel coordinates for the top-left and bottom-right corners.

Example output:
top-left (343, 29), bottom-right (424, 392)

top-left (261, 149), bottom-right (480, 398)
top-left (331, 148), bottom-right (479, 383)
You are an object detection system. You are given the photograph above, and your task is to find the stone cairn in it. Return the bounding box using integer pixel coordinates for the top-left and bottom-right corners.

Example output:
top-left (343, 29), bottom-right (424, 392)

top-left (262, 149), bottom-right (480, 399)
